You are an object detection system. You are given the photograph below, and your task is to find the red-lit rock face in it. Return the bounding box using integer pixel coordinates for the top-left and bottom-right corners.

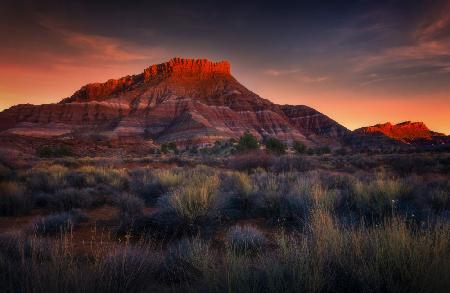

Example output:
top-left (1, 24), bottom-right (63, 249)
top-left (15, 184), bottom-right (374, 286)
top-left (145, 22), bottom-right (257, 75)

top-left (144, 58), bottom-right (231, 80)
top-left (0, 58), bottom-right (348, 146)
top-left (355, 121), bottom-right (444, 142)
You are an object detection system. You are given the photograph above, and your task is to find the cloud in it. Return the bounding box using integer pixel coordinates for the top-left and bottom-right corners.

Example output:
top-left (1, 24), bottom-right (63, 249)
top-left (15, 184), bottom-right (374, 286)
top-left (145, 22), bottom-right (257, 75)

top-left (34, 16), bottom-right (167, 69)
top-left (263, 68), bottom-right (301, 76)
top-left (351, 3), bottom-right (450, 85)
top-left (263, 68), bottom-right (329, 83)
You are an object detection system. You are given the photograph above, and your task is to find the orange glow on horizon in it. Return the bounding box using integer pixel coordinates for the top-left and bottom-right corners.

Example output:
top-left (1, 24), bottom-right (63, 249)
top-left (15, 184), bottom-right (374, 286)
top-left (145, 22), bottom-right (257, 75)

top-left (0, 62), bottom-right (449, 135)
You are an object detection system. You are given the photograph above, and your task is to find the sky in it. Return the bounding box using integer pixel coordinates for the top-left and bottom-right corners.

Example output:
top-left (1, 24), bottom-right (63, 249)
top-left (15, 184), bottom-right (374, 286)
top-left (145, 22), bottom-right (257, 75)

top-left (0, 0), bottom-right (449, 133)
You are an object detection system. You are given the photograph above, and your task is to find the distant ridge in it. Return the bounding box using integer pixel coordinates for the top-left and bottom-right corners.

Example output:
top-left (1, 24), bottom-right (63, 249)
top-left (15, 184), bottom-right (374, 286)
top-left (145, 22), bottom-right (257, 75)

top-left (354, 121), bottom-right (445, 143)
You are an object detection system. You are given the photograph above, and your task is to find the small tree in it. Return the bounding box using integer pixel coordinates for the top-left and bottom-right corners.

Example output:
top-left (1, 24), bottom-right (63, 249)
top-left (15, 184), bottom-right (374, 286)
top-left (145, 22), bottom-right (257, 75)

top-left (265, 138), bottom-right (286, 154)
top-left (167, 142), bottom-right (178, 153)
top-left (161, 142), bottom-right (178, 154)
top-left (313, 146), bottom-right (331, 155)
top-left (293, 141), bottom-right (307, 154)
top-left (37, 145), bottom-right (73, 158)
top-left (237, 133), bottom-right (259, 151)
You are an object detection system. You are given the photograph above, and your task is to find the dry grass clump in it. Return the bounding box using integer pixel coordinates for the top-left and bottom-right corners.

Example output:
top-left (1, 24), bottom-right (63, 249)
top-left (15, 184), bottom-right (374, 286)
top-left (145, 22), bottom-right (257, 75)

top-left (167, 172), bottom-right (220, 223)
top-left (75, 166), bottom-right (129, 190)
top-left (154, 169), bottom-right (184, 191)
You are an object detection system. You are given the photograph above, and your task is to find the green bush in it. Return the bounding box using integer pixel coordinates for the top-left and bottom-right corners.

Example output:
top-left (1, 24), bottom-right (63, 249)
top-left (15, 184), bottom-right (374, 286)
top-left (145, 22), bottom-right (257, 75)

top-left (265, 138), bottom-right (286, 154)
top-left (237, 133), bottom-right (260, 151)
top-left (161, 142), bottom-right (178, 154)
top-left (314, 145), bottom-right (331, 155)
top-left (37, 145), bottom-right (73, 158)
top-left (293, 140), bottom-right (307, 154)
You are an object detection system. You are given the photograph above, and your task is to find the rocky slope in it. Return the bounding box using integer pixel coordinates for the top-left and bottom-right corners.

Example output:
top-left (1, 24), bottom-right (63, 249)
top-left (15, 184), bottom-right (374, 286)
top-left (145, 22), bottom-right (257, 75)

top-left (0, 58), bottom-right (348, 146)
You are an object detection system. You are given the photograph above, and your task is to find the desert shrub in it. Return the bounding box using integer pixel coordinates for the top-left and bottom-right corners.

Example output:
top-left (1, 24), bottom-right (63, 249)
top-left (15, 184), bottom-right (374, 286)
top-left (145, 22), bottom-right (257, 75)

top-left (336, 176), bottom-right (407, 223)
top-left (334, 148), bottom-right (348, 156)
top-left (132, 169), bottom-right (183, 203)
top-left (130, 169), bottom-right (161, 204)
top-left (64, 171), bottom-right (88, 188)
top-left (237, 133), bottom-right (260, 151)
top-left (42, 187), bottom-right (103, 211)
top-left (252, 172), bottom-right (336, 227)
top-left (387, 155), bottom-right (438, 174)
top-left (0, 163), bottom-right (13, 181)
top-left (28, 210), bottom-right (87, 236)
top-left (93, 247), bottom-right (160, 292)
top-left (154, 169), bottom-right (183, 191)
top-left (159, 238), bottom-right (214, 283)
top-left (293, 140), bottom-right (307, 154)
top-left (225, 225), bottom-right (267, 255)
top-left (37, 144), bottom-right (73, 158)
top-left (265, 138), bottom-right (286, 154)
top-left (0, 181), bottom-right (32, 216)
top-left (319, 173), bottom-right (355, 190)
top-left (115, 193), bottom-right (144, 218)
top-left (399, 178), bottom-right (450, 220)
top-left (71, 166), bottom-right (129, 191)
top-left (220, 172), bottom-right (256, 219)
top-left (126, 168), bottom-right (220, 239)
top-left (228, 172), bottom-right (253, 197)
top-left (346, 154), bottom-right (379, 170)
top-left (26, 165), bottom-right (69, 193)
top-left (256, 174), bottom-right (328, 226)
top-left (114, 194), bottom-right (145, 236)
top-left (228, 150), bottom-right (274, 171)
top-left (270, 155), bottom-right (312, 172)
top-left (161, 142), bottom-right (178, 154)
top-left (164, 173), bottom-right (220, 224)
top-left (427, 184), bottom-right (450, 213)
top-left (121, 211), bottom-right (184, 240)
top-left (313, 146), bottom-right (331, 155)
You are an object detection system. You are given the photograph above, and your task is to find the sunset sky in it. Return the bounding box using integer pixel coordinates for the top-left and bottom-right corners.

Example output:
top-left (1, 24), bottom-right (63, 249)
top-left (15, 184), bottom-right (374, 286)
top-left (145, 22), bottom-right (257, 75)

top-left (1, 0), bottom-right (449, 133)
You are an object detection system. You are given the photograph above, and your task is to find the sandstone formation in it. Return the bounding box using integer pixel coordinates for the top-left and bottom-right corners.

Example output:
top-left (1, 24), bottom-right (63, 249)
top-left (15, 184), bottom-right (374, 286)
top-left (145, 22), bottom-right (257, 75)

top-left (0, 58), bottom-right (349, 146)
top-left (354, 121), bottom-right (445, 143)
